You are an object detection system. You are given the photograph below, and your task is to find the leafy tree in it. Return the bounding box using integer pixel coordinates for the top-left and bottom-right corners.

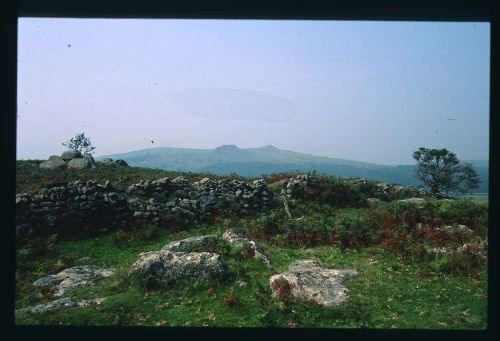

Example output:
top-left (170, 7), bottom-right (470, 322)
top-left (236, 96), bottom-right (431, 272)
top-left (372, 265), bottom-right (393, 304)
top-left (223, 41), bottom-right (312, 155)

top-left (412, 147), bottom-right (480, 197)
top-left (62, 133), bottom-right (96, 155)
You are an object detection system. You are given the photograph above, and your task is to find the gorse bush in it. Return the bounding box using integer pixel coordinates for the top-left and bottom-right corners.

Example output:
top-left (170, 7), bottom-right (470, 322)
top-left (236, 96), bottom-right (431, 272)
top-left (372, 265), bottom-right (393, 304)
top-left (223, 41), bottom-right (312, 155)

top-left (301, 176), bottom-right (368, 208)
top-left (336, 215), bottom-right (370, 248)
top-left (247, 210), bottom-right (338, 247)
top-left (284, 173), bottom-right (424, 208)
top-left (250, 210), bottom-right (287, 237)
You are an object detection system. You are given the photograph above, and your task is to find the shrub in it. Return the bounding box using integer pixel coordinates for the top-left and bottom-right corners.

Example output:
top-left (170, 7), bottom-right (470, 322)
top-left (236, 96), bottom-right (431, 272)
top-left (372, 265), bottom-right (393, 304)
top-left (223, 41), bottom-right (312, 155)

top-left (435, 201), bottom-right (487, 229)
top-left (62, 133), bottom-right (96, 155)
top-left (284, 216), bottom-right (335, 246)
top-left (304, 176), bottom-right (368, 208)
top-left (336, 214), bottom-right (369, 248)
top-left (249, 210), bottom-right (286, 238)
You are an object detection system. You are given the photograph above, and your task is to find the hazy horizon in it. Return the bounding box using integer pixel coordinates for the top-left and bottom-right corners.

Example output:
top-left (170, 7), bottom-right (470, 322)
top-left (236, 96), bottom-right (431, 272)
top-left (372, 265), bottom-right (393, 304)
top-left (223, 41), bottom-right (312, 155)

top-left (17, 19), bottom-right (490, 165)
top-left (96, 143), bottom-right (488, 166)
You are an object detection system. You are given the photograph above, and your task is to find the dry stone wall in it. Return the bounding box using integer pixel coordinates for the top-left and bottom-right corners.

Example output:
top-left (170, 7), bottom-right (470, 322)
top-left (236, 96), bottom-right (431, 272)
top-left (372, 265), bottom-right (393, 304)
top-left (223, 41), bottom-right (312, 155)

top-left (281, 174), bottom-right (426, 201)
top-left (16, 180), bottom-right (133, 237)
top-left (16, 177), bottom-right (277, 238)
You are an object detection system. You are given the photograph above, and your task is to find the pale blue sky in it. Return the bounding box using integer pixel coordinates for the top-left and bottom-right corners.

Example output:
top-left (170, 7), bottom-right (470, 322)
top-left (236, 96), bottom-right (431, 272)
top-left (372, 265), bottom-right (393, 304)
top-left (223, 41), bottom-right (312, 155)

top-left (17, 19), bottom-right (490, 164)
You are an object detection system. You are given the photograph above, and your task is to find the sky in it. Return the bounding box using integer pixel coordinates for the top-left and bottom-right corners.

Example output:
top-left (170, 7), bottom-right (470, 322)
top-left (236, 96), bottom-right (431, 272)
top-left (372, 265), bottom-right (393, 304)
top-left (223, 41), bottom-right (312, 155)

top-left (17, 19), bottom-right (490, 164)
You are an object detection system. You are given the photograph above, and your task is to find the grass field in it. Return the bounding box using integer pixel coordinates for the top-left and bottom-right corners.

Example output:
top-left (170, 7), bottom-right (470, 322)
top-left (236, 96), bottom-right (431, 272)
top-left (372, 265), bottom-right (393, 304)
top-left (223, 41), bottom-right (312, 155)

top-left (15, 162), bottom-right (488, 328)
top-left (455, 193), bottom-right (489, 206)
top-left (14, 223), bottom-right (487, 328)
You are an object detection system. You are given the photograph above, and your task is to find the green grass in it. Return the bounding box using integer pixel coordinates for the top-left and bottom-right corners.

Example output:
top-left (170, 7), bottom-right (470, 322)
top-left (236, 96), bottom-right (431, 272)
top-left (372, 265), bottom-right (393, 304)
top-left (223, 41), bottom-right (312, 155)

top-left (450, 194), bottom-right (488, 207)
top-left (15, 163), bottom-right (488, 328)
top-left (15, 224), bottom-right (487, 328)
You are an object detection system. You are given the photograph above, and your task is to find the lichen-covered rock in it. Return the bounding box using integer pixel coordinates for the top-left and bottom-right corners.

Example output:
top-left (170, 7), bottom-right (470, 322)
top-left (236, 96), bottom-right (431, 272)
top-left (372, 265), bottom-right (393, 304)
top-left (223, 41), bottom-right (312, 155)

top-left (67, 157), bottom-right (92, 170)
top-left (199, 177), bottom-right (210, 185)
top-left (129, 250), bottom-right (229, 288)
top-left (282, 174), bottom-right (309, 198)
top-left (16, 297), bottom-right (106, 314)
top-left (103, 180), bottom-right (128, 193)
top-left (161, 235), bottom-right (219, 253)
top-left (61, 150), bottom-right (82, 161)
top-left (83, 153), bottom-right (96, 168)
top-left (114, 159), bottom-right (129, 167)
top-left (97, 158), bottom-right (115, 166)
top-left (426, 241), bottom-right (487, 261)
top-left (426, 246), bottom-right (451, 256)
top-left (222, 229), bottom-right (271, 266)
top-left (39, 156), bottom-right (66, 170)
top-left (456, 242), bottom-right (488, 260)
top-left (269, 260), bottom-right (358, 307)
top-left (32, 265), bottom-right (115, 297)
top-left (367, 198), bottom-right (383, 204)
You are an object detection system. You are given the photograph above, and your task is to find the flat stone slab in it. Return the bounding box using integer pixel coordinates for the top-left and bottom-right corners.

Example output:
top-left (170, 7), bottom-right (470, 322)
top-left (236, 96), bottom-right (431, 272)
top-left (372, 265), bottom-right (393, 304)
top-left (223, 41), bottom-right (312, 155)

top-left (32, 265), bottom-right (116, 297)
top-left (269, 260), bottom-right (358, 307)
top-left (129, 250), bottom-right (229, 288)
top-left (16, 297), bottom-right (106, 314)
top-left (222, 228), bottom-right (271, 266)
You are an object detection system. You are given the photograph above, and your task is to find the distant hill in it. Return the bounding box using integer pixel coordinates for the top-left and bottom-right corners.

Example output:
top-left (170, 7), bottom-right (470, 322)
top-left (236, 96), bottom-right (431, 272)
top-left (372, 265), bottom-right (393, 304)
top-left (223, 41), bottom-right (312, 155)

top-left (98, 145), bottom-right (488, 193)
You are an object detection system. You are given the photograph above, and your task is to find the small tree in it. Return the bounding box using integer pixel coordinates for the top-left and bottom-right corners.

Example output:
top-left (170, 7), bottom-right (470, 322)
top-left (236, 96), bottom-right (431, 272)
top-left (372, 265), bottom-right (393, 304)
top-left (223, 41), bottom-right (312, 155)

top-left (412, 147), bottom-right (480, 197)
top-left (62, 133), bottom-right (96, 155)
